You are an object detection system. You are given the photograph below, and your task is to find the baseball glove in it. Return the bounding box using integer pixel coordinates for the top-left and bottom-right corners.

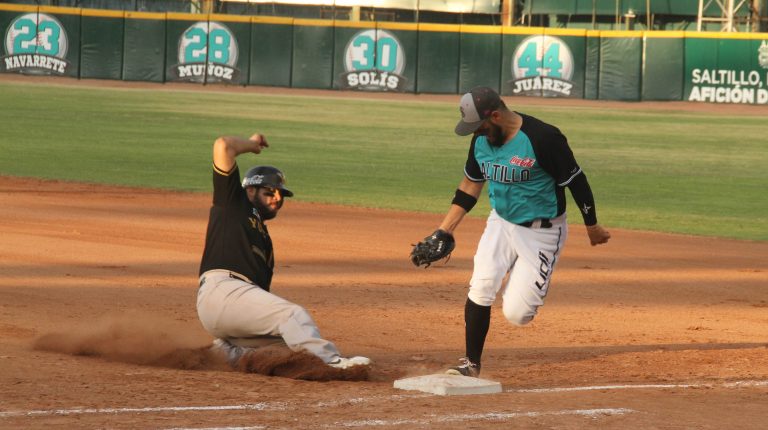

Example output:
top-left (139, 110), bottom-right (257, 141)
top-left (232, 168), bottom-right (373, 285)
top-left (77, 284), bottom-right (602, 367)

top-left (410, 229), bottom-right (456, 268)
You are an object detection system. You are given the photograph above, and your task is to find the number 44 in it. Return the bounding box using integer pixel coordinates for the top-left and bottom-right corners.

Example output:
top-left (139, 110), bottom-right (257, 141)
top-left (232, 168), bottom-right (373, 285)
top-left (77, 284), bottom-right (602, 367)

top-left (517, 42), bottom-right (563, 78)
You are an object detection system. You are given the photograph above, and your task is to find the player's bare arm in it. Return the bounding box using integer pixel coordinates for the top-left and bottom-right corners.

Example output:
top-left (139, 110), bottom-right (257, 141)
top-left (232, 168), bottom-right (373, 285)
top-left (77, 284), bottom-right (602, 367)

top-left (438, 177), bottom-right (484, 234)
top-left (213, 133), bottom-right (268, 172)
top-left (411, 177), bottom-right (482, 268)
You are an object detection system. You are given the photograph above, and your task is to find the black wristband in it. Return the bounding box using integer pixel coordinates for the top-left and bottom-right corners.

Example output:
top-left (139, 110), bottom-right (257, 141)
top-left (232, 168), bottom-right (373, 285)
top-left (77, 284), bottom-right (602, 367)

top-left (452, 189), bottom-right (477, 212)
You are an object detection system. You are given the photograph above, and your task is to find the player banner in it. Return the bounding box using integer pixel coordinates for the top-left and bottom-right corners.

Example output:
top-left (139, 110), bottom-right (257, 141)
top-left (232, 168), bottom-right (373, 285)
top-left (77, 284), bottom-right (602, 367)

top-left (165, 14), bottom-right (250, 85)
top-left (500, 29), bottom-right (586, 99)
top-left (684, 35), bottom-right (768, 105)
top-left (1, 8), bottom-right (80, 78)
top-left (334, 24), bottom-right (414, 92)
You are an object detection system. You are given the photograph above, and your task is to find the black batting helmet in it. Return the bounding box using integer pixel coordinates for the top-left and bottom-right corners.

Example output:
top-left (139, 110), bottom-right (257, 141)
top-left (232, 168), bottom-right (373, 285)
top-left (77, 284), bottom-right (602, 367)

top-left (241, 165), bottom-right (294, 197)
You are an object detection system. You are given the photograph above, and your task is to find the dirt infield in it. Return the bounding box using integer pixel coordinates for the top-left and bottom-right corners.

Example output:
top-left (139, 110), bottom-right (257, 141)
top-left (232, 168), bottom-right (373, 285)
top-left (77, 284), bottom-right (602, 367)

top-left (1, 175), bottom-right (767, 429)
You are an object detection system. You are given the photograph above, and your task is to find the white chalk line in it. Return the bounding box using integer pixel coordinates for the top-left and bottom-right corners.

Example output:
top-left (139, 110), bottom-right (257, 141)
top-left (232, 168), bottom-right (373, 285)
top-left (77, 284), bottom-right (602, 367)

top-left (0, 393), bottom-right (434, 419)
top-left (161, 409), bottom-right (634, 430)
top-left (509, 379), bottom-right (768, 393)
top-left (309, 393), bottom-right (432, 408)
top-left (328, 408), bottom-right (635, 427)
top-left (153, 408), bottom-right (634, 430)
top-left (0, 403), bottom-right (285, 418)
top-left (164, 427), bottom-right (266, 430)
top-left (1, 379), bottom-right (766, 420)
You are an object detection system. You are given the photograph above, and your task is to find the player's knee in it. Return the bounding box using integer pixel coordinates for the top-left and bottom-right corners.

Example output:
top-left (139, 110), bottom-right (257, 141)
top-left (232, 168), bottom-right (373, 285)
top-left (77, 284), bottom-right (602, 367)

top-left (502, 303), bottom-right (536, 327)
top-left (468, 279), bottom-right (497, 307)
top-left (287, 305), bottom-right (312, 323)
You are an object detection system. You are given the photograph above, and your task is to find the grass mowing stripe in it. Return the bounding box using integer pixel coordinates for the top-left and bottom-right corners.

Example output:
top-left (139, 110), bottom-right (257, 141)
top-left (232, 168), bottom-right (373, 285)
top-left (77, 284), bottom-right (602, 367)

top-left (0, 81), bottom-right (765, 241)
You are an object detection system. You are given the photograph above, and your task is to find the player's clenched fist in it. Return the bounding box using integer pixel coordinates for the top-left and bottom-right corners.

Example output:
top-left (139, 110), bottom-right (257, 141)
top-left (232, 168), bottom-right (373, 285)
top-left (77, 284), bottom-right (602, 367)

top-left (586, 224), bottom-right (611, 246)
top-left (249, 133), bottom-right (268, 153)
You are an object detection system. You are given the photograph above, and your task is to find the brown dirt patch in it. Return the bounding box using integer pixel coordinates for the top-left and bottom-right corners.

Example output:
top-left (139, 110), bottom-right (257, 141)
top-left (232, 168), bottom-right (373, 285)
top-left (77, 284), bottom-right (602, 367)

top-left (1, 174), bottom-right (767, 428)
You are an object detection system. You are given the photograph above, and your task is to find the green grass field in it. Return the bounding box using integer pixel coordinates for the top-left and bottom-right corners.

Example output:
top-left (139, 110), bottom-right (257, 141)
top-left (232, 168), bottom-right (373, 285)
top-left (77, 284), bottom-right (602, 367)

top-left (1, 80), bottom-right (766, 241)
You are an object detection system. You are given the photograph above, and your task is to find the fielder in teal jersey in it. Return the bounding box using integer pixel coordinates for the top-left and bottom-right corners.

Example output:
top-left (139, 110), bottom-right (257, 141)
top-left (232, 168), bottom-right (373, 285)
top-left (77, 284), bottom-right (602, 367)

top-left (423, 87), bottom-right (611, 378)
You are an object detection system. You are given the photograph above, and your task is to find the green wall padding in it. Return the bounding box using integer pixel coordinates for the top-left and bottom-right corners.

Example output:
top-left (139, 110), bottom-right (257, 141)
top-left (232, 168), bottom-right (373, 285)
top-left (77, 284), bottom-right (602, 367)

top-left (458, 31), bottom-right (501, 93)
top-left (123, 17), bottom-right (166, 82)
top-left (584, 34), bottom-right (600, 99)
top-left (416, 29), bottom-right (459, 93)
top-left (249, 22), bottom-right (293, 87)
top-left (642, 37), bottom-right (683, 100)
top-left (80, 14), bottom-right (124, 79)
top-left (599, 36), bottom-right (641, 100)
top-left (291, 23), bottom-right (334, 89)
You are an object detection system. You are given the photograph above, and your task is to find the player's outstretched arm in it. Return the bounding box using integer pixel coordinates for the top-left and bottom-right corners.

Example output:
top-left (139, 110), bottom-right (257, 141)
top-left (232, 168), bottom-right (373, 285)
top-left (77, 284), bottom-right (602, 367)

top-left (213, 133), bottom-right (269, 172)
top-left (410, 177), bottom-right (483, 268)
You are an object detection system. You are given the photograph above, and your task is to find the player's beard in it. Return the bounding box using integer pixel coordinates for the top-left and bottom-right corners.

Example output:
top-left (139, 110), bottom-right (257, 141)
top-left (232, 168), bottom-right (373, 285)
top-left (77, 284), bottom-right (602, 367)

top-left (255, 199), bottom-right (281, 221)
top-left (486, 123), bottom-right (507, 147)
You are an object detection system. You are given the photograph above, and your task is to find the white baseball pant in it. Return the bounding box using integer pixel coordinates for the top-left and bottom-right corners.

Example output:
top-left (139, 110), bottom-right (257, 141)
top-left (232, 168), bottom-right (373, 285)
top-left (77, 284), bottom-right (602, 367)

top-left (468, 210), bottom-right (568, 326)
top-left (197, 270), bottom-right (341, 363)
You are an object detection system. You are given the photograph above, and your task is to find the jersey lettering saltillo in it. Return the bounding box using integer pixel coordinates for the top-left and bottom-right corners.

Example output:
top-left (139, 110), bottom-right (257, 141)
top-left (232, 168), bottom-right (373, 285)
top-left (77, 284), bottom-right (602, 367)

top-left (464, 113), bottom-right (586, 225)
top-left (199, 164), bottom-right (274, 291)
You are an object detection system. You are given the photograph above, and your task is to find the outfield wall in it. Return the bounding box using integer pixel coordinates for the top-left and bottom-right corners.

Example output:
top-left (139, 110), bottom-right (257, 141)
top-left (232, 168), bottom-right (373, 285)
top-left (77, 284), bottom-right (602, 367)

top-left (2, 4), bottom-right (768, 104)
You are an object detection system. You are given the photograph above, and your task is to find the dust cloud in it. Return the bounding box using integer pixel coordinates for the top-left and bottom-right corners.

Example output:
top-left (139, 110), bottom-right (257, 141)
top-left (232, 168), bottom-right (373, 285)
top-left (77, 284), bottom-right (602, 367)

top-left (31, 313), bottom-right (369, 381)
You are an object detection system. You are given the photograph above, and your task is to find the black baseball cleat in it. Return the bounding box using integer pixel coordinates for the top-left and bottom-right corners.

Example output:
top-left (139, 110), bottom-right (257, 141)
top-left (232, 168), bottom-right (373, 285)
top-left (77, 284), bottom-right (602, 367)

top-left (445, 357), bottom-right (481, 377)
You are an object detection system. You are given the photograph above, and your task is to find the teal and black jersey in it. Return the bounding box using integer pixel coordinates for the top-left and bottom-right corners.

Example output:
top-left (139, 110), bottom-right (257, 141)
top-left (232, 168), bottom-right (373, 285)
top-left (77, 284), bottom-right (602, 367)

top-left (465, 112), bottom-right (596, 225)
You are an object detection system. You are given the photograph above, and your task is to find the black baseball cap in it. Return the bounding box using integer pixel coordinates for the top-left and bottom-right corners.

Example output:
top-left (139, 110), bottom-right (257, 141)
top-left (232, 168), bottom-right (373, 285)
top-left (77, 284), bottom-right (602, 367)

top-left (454, 86), bottom-right (503, 136)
